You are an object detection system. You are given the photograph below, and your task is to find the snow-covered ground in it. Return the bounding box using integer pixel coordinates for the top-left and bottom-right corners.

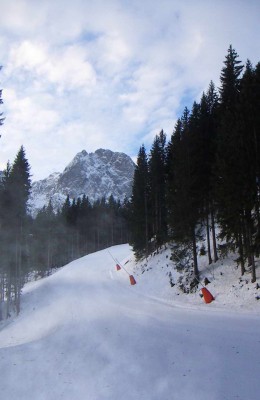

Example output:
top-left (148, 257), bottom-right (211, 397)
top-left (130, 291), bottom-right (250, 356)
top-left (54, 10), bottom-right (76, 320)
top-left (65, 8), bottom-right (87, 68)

top-left (129, 244), bottom-right (260, 313)
top-left (0, 244), bottom-right (259, 400)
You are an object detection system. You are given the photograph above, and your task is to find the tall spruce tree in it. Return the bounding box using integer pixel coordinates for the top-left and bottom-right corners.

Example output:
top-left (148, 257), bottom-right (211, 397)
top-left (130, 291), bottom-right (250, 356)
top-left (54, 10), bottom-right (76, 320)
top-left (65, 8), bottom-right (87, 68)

top-left (166, 108), bottom-right (201, 279)
top-left (199, 82), bottom-right (219, 263)
top-left (130, 145), bottom-right (150, 257)
top-left (148, 130), bottom-right (168, 248)
top-left (235, 60), bottom-right (260, 281)
top-left (215, 46), bottom-right (248, 275)
top-left (78, 194), bottom-right (92, 254)
top-left (8, 146), bottom-right (31, 222)
top-left (254, 62), bottom-right (260, 257)
top-left (0, 147), bottom-right (31, 315)
top-left (166, 119), bottom-right (183, 239)
top-left (219, 45), bottom-right (243, 109)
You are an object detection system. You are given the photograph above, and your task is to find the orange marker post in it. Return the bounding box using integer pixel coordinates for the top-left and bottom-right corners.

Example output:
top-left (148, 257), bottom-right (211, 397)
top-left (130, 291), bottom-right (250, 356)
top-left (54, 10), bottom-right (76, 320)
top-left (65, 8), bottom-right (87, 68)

top-left (201, 287), bottom-right (214, 304)
top-left (129, 275), bottom-right (137, 285)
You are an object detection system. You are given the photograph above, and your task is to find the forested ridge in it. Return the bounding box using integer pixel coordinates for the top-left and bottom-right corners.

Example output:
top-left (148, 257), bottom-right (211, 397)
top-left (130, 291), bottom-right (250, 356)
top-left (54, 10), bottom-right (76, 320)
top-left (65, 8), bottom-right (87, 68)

top-left (0, 45), bottom-right (259, 319)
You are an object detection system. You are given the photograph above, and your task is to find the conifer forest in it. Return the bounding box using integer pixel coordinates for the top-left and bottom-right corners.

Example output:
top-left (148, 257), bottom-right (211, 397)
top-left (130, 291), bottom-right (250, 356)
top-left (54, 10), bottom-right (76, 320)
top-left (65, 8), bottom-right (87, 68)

top-left (0, 46), bottom-right (260, 319)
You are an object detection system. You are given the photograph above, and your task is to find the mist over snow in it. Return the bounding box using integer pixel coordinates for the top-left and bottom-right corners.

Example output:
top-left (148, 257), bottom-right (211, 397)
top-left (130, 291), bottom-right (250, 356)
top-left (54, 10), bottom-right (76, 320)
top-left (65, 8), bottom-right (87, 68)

top-left (0, 243), bottom-right (259, 400)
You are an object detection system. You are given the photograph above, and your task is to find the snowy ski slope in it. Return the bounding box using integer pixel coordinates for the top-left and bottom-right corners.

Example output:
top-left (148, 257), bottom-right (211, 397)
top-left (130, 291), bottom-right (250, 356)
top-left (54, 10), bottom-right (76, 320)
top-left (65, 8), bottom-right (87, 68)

top-left (0, 244), bottom-right (259, 400)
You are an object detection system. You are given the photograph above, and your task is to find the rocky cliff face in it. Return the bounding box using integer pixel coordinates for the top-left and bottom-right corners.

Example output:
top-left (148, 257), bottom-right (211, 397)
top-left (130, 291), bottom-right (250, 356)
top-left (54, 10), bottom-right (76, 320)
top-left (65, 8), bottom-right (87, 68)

top-left (29, 149), bottom-right (135, 215)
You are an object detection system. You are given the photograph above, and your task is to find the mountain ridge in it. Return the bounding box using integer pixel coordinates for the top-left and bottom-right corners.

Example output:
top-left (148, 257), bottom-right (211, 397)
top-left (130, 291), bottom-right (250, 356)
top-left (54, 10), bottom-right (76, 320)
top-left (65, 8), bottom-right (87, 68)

top-left (29, 148), bottom-right (135, 215)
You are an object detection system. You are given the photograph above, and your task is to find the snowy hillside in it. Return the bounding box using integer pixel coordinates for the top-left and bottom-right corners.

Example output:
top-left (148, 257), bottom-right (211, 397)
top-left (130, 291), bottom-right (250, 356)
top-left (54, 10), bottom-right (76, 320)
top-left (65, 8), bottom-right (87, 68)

top-left (0, 244), bottom-right (259, 400)
top-left (129, 244), bottom-right (260, 312)
top-left (29, 149), bottom-right (135, 215)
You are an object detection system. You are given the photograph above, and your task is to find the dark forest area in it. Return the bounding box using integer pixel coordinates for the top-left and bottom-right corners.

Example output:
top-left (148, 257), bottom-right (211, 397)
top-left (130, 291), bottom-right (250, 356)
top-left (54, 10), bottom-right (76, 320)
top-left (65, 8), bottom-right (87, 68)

top-left (130, 46), bottom-right (260, 284)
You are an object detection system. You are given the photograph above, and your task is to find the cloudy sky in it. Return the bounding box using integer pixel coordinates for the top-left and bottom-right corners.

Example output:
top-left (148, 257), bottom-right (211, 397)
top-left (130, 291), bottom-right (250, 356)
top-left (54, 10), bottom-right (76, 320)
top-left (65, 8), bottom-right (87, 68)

top-left (0, 0), bottom-right (259, 181)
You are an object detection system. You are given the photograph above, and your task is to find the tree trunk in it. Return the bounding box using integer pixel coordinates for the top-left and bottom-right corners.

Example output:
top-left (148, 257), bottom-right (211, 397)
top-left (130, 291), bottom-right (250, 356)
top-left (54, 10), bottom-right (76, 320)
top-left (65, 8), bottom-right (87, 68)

top-left (211, 205), bottom-right (218, 262)
top-left (15, 236), bottom-right (21, 316)
top-left (238, 230), bottom-right (245, 276)
top-left (251, 255), bottom-right (256, 283)
top-left (0, 276), bottom-right (3, 321)
top-left (145, 193), bottom-right (149, 257)
top-left (6, 273), bottom-right (11, 319)
top-left (191, 226), bottom-right (199, 279)
top-left (244, 210), bottom-right (257, 282)
top-left (206, 210), bottom-right (212, 265)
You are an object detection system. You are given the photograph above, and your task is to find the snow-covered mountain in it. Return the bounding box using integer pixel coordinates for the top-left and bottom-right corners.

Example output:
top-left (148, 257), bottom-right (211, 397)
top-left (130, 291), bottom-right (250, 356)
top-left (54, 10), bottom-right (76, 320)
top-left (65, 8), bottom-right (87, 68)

top-left (29, 149), bottom-right (136, 215)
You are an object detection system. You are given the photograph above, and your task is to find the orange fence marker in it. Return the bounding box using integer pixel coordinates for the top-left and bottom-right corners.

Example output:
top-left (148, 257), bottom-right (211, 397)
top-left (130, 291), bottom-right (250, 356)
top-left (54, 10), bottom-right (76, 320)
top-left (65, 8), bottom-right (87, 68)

top-left (129, 275), bottom-right (137, 285)
top-left (201, 287), bottom-right (214, 304)
top-left (108, 250), bottom-right (137, 285)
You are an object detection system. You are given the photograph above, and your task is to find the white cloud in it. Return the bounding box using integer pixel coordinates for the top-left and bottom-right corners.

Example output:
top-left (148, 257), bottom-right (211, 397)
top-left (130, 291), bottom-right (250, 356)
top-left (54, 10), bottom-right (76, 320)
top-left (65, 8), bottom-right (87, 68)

top-left (98, 32), bottom-right (131, 66)
top-left (9, 41), bottom-right (46, 69)
top-left (4, 88), bottom-right (59, 133)
top-left (7, 41), bottom-right (97, 93)
top-left (45, 46), bottom-right (97, 93)
top-left (0, 0), bottom-right (46, 34)
top-left (0, 0), bottom-right (259, 180)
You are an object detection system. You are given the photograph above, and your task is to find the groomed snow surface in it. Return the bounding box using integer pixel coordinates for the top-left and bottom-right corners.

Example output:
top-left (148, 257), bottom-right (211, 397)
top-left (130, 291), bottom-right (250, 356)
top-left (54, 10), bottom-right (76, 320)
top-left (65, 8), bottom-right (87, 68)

top-left (0, 244), bottom-right (260, 400)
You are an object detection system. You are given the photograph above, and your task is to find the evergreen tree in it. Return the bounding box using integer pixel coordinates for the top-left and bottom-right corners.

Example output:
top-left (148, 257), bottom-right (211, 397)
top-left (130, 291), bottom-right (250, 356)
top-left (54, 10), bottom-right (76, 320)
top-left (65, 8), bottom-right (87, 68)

top-left (32, 200), bottom-right (58, 276)
top-left (219, 45), bottom-right (243, 109)
top-left (8, 146), bottom-right (31, 222)
top-left (0, 162), bottom-right (11, 320)
top-left (166, 109), bottom-right (201, 279)
top-left (108, 194), bottom-right (117, 246)
top-left (199, 82), bottom-right (219, 263)
top-left (215, 46), bottom-right (249, 276)
top-left (79, 194), bottom-right (92, 254)
top-left (148, 130), bottom-right (168, 247)
top-left (235, 60), bottom-right (260, 281)
top-left (166, 119), bottom-right (182, 235)
top-left (0, 147), bottom-right (31, 315)
top-left (130, 145), bottom-right (150, 257)
top-left (254, 62), bottom-right (260, 256)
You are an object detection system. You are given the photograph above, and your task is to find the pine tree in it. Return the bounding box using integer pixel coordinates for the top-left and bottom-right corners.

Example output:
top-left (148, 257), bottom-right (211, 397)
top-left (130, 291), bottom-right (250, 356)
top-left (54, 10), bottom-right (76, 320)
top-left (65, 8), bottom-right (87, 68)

top-left (78, 194), bottom-right (92, 254)
top-left (166, 109), bottom-right (201, 279)
top-left (219, 45), bottom-right (243, 110)
top-left (254, 62), bottom-right (260, 258)
top-left (199, 82), bottom-right (219, 264)
top-left (0, 147), bottom-right (31, 315)
top-left (32, 200), bottom-right (57, 276)
top-left (148, 130), bottom-right (168, 248)
top-left (215, 46), bottom-right (247, 275)
top-left (8, 146), bottom-right (31, 222)
top-left (166, 119), bottom-right (183, 238)
top-left (0, 162), bottom-right (11, 320)
top-left (235, 60), bottom-right (260, 281)
top-left (130, 145), bottom-right (150, 257)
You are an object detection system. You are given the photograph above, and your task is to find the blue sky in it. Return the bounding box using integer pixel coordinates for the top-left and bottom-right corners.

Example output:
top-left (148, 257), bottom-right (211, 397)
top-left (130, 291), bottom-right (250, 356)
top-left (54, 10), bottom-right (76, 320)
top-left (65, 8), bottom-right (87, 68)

top-left (0, 0), bottom-right (259, 181)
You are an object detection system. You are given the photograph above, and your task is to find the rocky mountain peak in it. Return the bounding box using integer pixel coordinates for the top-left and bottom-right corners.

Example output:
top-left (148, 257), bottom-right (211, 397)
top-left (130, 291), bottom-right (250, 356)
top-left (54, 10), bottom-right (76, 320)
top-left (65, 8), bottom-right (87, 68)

top-left (29, 149), bottom-right (135, 216)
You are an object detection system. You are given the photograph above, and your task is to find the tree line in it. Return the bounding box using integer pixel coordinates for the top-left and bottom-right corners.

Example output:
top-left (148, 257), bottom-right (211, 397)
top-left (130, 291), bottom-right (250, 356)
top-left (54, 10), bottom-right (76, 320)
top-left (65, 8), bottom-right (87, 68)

top-left (32, 193), bottom-right (130, 276)
top-left (130, 46), bottom-right (260, 284)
